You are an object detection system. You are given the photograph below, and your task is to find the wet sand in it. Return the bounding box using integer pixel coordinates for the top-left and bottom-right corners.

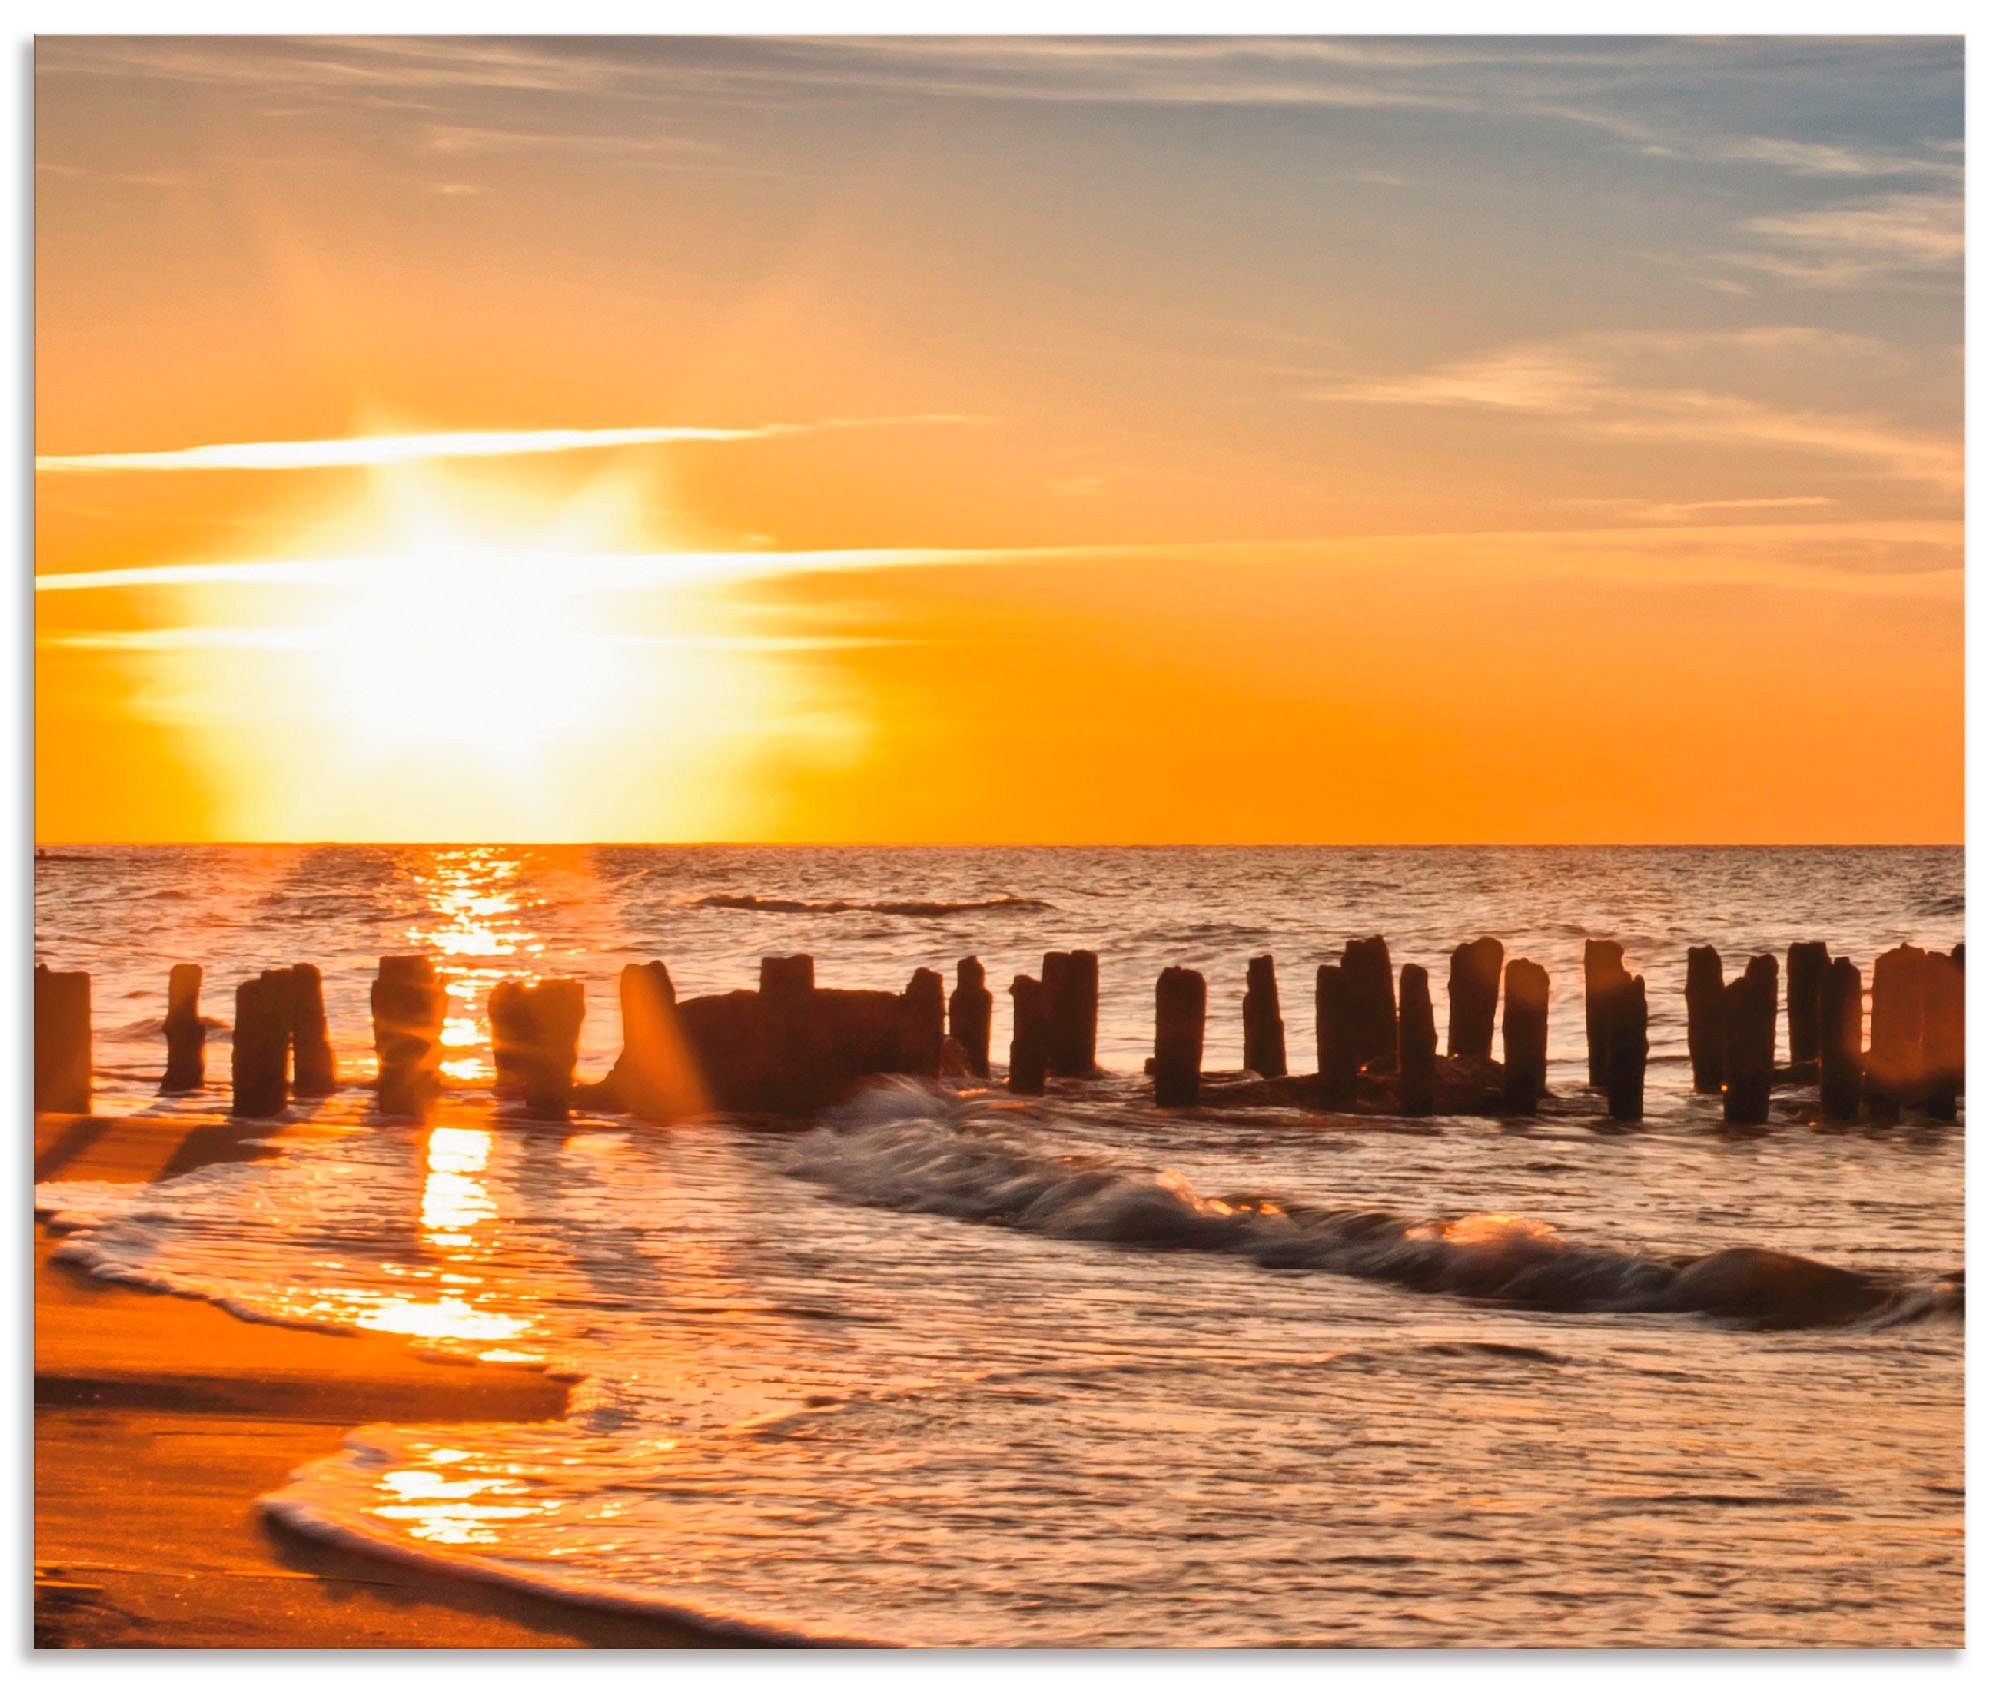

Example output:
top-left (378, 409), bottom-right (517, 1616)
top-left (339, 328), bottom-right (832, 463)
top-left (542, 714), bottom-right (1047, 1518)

top-left (34, 1110), bottom-right (735, 1649)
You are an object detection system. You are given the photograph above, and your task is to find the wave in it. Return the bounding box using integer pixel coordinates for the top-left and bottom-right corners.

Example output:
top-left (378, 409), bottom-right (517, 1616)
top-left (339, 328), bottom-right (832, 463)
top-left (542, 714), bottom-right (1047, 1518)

top-left (791, 1082), bottom-right (1960, 1332)
top-left (688, 892), bottom-right (1051, 918)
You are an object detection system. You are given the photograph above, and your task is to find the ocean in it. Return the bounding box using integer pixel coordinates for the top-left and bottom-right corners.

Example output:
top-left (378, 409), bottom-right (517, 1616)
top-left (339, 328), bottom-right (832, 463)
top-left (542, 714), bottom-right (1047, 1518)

top-left (34, 845), bottom-right (1965, 1646)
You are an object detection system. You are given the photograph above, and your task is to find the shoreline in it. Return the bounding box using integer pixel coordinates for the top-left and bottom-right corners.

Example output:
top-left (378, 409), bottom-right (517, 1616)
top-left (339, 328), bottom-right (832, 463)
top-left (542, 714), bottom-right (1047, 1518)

top-left (33, 1109), bottom-right (748, 1650)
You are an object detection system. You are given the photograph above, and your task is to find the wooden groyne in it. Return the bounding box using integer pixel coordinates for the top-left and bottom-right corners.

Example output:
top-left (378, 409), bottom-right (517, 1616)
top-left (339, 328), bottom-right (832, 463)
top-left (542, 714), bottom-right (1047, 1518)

top-left (29, 931), bottom-right (1965, 1127)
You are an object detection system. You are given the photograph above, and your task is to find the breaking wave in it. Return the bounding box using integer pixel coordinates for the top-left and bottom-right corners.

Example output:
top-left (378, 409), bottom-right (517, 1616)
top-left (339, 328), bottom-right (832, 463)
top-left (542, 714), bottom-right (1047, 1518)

top-left (791, 1082), bottom-right (1961, 1332)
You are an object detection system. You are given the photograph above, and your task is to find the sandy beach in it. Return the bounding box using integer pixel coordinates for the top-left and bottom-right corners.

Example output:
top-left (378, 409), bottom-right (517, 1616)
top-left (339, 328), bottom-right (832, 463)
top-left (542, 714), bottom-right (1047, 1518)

top-left (33, 1109), bottom-right (733, 1650)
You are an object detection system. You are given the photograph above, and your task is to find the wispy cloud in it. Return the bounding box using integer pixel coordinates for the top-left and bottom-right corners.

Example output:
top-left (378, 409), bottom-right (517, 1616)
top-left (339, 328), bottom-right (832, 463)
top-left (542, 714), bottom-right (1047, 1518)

top-left (1315, 328), bottom-right (1961, 494)
top-left (35, 415), bottom-right (985, 476)
top-left (1722, 190), bottom-right (1963, 289)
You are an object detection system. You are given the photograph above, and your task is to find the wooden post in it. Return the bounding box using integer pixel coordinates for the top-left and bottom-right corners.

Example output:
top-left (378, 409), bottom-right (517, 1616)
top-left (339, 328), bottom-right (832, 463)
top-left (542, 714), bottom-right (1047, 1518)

top-left (1583, 939), bottom-right (1624, 1086)
top-left (1918, 948), bottom-right (1963, 1120)
top-left (1867, 943), bottom-right (1927, 1094)
top-left (288, 962), bottom-right (337, 1098)
top-left (1684, 946), bottom-right (1725, 1094)
top-left (231, 969), bottom-right (290, 1118)
top-left (610, 959), bottom-right (690, 1120)
top-left (949, 956), bottom-right (992, 1078)
top-left (1007, 974), bottom-right (1048, 1096)
top-left (373, 955), bottom-right (445, 1119)
top-left (34, 965), bottom-right (91, 1115)
top-left (488, 980), bottom-right (533, 1098)
top-left (1446, 937), bottom-right (1503, 1060)
top-left (1785, 941), bottom-right (1830, 1068)
top-left (1500, 958), bottom-right (1548, 1115)
top-left (1044, 949), bottom-right (1100, 1077)
top-left (1154, 966), bottom-right (1205, 1107)
top-left (760, 953), bottom-right (819, 1115)
top-left (1602, 973), bottom-right (1648, 1122)
top-left (900, 967), bottom-right (946, 1078)
top-left (1817, 957), bottom-right (1863, 1122)
top-left (1339, 937), bottom-right (1397, 1069)
top-left (523, 979), bottom-right (586, 1120)
top-left (160, 962), bottom-right (205, 1094)
top-left (1243, 954), bottom-right (1286, 1077)
top-left (1721, 954), bottom-right (1778, 1124)
top-left (1314, 964), bottom-right (1358, 1107)
top-left (1396, 964), bottom-right (1435, 1116)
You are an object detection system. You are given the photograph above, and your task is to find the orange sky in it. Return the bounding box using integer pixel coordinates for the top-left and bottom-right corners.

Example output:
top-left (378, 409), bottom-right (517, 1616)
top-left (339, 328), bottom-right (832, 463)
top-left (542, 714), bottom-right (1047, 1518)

top-left (34, 37), bottom-right (1964, 843)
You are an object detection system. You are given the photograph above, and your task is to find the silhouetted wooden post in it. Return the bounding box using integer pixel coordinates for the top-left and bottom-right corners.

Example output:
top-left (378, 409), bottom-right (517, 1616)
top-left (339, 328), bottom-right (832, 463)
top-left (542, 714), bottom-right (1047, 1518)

top-left (1154, 967), bottom-right (1205, 1107)
top-left (949, 956), bottom-right (992, 1078)
top-left (760, 953), bottom-right (819, 1114)
top-left (1868, 943), bottom-right (1926, 1096)
top-left (1602, 973), bottom-right (1648, 1121)
top-left (160, 962), bottom-right (205, 1094)
top-left (1817, 957), bottom-right (1863, 1121)
top-left (1918, 948), bottom-right (1963, 1120)
top-left (1446, 937), bottom-right (1503, 1060)
top-left (1583, 939), bottom-right (1624, 1086)
top-left (1007, 974), bottom-right (1048, 1096)
top-left (1243, 954), bottom-right (1287, 1077)
top-left (34, 965), bottom-right (91, 1115)
top-left (1684, 946), bottom-right (1725, 1094)
top-left (232, 970), bottom-right (290, 1118)
top-left (373, 955), bottom-right (445, 1119)
top-left (900, 967), bottom-right (946, 1078)
top-left (1340, 937), bottom-right (1397, 1068)
top-left (1043, 949), bottom-right (1100, 1077)
top-left (1500, 958), bottom-right (1548, 1115)
top-left (1314, 964), bottom-right (1358, 1107)
top-left (1785, 941), bottom-right (1830, 1068)
top-left (288, 962), bottom-right (337, 1097)
top-left (489, 980), bottom-right (533, 1098)
top-left (1397, 964), bottom-right (1436, 1115)
top-left (1721, 954), bottom-right (1778, 1124)
top-left (610, 959), bottom-right (689, 1120)
top-left (523, 979), bottom-right (586, 1120)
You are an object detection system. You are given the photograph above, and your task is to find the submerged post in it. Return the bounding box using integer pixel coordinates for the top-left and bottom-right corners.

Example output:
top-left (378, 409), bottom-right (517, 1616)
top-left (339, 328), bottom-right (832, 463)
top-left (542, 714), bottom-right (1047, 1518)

top-left (949, 956), bottom-right (993, 1078)
top-left (1817, 957), bottom-right (1864, 1122)
top-left (1340, 937), bottom-right (1397, 1069)
top-left (900, 967), bottom-right (946, 1079)
top-left (1602, 973), bottom-right (1649, 1122)
top-left (1243, 954), bottom-right (1287, 1077)
top-left (1500, 958), bottom-right (1548, 1116)
top-left (1684, 946), bottom-right (1725, 1094)
top-left (1583, 939), bottom-right (1624, 1086)
top-left (1785, 942), bottom-right (1830, 1068)
top-left (1446, 937), bottom-right (1503, 1061)
top-left (1397, 964), bottom-right (1436, 1116)
top-left (1314, 964), bottom-right (1358, 1107)
top-left (1154, 966), bottom-right (1206, 1107)
top-left (1721, 954), bottom-right (1778, 1124)
top-left (160, 962), bottom-right (205, 1094)
top-left (1007, 974), bottom-right (1049, 1096)
top-left (288, 962), bottom-right (337, 1098)
top-left (372, 955), bottom-right (445, 1119)
top-left (34, 965), bottom-right (91, 1115)
top-left (231, 969), bottom-right (291, 1119)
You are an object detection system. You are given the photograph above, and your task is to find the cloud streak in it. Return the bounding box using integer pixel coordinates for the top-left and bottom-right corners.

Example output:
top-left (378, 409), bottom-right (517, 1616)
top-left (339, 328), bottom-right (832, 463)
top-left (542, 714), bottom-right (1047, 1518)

top-left (34, 415), bottom-right (985, 476)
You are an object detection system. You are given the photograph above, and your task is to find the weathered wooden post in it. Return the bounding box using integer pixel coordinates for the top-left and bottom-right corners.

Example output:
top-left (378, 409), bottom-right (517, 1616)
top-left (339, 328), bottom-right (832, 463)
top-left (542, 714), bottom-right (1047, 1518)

top-left (1007, 974), bottom-right (1048, 1096)
top-left (1583, 939), bottom-right (1624, 1086)
top-left (949, 956), bottom-right (992, 1078)
top-left (523, 979), bottom-right (586, 1120)
top-left (760, 953), bottom-right (819, 1114)
top-left (372, 955), bottom-right (445, 1119)
top-left (288, 962), bottom-right (337, 1098)
top-left (1867, 943), bottom-right (1927, 1096)
top-left (1154, 966), bottom-right (1206, 1107)
top-left (1446, 937), bottom-right (1503, 1060)
top-left (1340, 937), bottom-right (1397, 1068)
top-left (1602, 973), bottom-right (1648, 1122)
top-left (1817, 957), bottom-right (1863, 1121)
top-left (1043, 949), bottom-right (1100, 1077)
top-left (1918, 948), bottom-right (1963, 1120)
top-left (1785, 941), bottom-right (1830, 1068)
top-left (1684, 946), bottom-right (1725, 1094)
top-left (34, 965), bottom-right (91, 1115)
top-left (1721, 954), bottom-right (1778, 1124)
top-left (488, 980), bottom-right (534, 1098)
top-left (160, 962), bottom-right (205, 1094)
top-left (1314, 964), bottom-right (1358, 1107)
top-left (1500, 958), bottom-right (1548, 1116)
top-left (231, 969), bottom-right (291, 1118)
top-left (1397, 964), bottom-right (1436, 1116)
top-left (1243, 954), bottom-right (1287, 1077)
top-left (899, 967), bottom-right (946, 1078)
top-left (608, 959), bottom-right (690, 1120)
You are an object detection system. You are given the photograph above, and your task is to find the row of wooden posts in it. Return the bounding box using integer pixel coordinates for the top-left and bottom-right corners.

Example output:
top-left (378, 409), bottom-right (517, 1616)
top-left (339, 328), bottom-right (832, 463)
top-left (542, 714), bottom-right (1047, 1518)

top-left (32, 934), bottom-right (1964, 1125)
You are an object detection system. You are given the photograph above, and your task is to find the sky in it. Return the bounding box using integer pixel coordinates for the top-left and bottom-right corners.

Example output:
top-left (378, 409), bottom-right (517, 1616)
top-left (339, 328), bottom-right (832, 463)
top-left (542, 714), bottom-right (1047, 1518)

top-left (34, 35), bottom-right (1963, 843)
